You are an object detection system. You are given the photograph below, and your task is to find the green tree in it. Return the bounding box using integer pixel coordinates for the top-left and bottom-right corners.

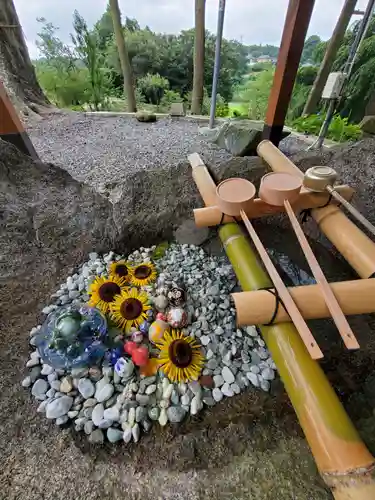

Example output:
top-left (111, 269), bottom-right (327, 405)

top-left (240, 67), bottom-right (275, 120)
top-left (71, 10), bottom-right (110, 110)
top-left (301, 35), bottom-right (321, 63)
top-left (138, 73), bottom-right (169, 105)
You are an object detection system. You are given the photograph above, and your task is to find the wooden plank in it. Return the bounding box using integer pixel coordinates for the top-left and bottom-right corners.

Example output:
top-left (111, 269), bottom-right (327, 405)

top-left (262, 0), bottom-right (316, 146)
top-left (284, 200), bottom-right (360, 350)
top-left (188, 152), bottom-right (205, 168)
top-left (240, 209), bottom-right (323, 359)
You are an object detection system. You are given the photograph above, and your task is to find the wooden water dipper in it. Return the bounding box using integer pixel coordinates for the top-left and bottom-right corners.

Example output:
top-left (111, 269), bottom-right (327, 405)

top-left (258, 171), bottom-right (359, 351)
top-left (304, 166), bottom-right (375, 237)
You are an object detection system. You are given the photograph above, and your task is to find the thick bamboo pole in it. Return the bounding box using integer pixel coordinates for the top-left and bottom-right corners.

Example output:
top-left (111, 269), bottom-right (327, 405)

top-left (190, 155), bottom-right (375, 499)
top-left (257, 140), bottom-right (375, 278)
top-left (233, 279), bottom-right (375, 326)
top-left (194, 185), bottom-right (354, 227)
top-left (220, 223), bottom-right (375, 498)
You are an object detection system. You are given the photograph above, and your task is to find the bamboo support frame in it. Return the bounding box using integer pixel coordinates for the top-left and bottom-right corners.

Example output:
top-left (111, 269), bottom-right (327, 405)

top-left (257, 140), bottom-right (375, 278)
top-left (190, 155), bottom-right (375, 499)
top-left (233, 278), bottom-right (375, 325)
top-left (193, 185), bottom-right (354, 227)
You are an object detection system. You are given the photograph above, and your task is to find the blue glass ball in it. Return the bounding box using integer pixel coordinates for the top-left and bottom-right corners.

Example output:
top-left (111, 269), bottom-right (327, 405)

top-left (139, 321), bottom-right (150, 334)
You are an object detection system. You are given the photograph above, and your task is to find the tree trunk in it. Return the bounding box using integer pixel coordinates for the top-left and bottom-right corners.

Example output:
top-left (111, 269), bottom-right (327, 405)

top-left (109, 0), bottom-right (137, 112)
top-left (303, 0), bottom-right (357, 116)
top-left (191, 0), bottom-right (206, 115)
top-left (0, 0), bottom-right (50, 116)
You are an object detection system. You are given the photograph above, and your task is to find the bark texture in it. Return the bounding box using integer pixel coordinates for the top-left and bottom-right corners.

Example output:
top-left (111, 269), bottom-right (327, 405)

top-left (0, 0), bottom-right (50, 116)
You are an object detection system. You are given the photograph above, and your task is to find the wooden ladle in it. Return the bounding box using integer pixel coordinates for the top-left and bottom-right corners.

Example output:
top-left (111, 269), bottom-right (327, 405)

top-left (240, 209), bottom-right (323, 359)
top-left (259, 172), bottom-right (360, 351)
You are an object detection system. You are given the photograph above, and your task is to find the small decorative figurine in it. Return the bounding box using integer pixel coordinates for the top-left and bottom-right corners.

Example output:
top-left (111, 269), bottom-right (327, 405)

top-left (131, 331), bottom-right (143, 344)
top-left (167, 286), bottom-right (186, 307)
top-left (148, 319), bottom-right (169, 344)
top-left (166, 307), bottom-right (188, 328)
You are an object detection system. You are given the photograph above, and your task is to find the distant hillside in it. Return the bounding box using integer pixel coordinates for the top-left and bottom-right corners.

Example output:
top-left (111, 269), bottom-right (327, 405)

top-left (247, 44), bottom-right (279, 58)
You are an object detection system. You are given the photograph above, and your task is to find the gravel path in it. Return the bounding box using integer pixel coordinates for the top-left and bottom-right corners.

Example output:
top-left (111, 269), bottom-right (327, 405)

top-left (28, 113), bottom-right (232, 187)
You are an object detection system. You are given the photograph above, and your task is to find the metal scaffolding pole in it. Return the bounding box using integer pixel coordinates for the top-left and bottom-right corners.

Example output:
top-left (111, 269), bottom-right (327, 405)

top-left (209, 0), bottom-right (226, 128)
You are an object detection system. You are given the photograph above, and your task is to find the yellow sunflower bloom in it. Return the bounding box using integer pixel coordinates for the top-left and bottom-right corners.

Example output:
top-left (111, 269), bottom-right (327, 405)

top-left (131, 262), bottom-right (157, 287)
top-left (109, 260), bottom-right (133, 282)
top-left (110, 287), bottom-right (151, 333)
top-left (88, 275), bottom-right (127, 313)
top-left (156, 330), bottom-right (204, 383)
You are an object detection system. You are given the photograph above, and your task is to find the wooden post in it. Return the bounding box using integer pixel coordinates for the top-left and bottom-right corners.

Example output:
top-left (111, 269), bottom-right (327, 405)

top-left (0, 81), bottom-right (38, 159)
top-left (262, 0), bottom-right (316, 146)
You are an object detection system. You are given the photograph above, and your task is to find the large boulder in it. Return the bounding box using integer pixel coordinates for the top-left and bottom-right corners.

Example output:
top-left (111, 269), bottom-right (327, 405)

top-left (214, 120), bottom-right (291, 156)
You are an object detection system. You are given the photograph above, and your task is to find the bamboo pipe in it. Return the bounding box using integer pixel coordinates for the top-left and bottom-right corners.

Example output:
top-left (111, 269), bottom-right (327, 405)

top-left (257, 140), bottom-right (375, 278)
top-left (190, 156), bottom-right (375, 499)
top-left (233, 278), bottom-right (375, 325)
top-left (220, 224), bottom-right (375, 498)
top-left (188, 153), bottom-right (218, 207)
top-left (194, 185), bottom-right (354, 227)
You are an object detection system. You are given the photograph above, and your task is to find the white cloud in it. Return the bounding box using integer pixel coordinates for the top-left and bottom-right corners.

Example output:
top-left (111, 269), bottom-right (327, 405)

top-left (14, 0), bottom-right (370, 59)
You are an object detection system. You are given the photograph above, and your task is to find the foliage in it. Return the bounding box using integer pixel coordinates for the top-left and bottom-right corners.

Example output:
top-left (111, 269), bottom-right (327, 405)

top-left (296, 65), bottom-right (318, 86)
top-left (250, 62), bottom-right (273, 73)
top-left (36, 18), bottom-right (75, 72)
top-left (71, 10), bottom-right (111, 110)
top-left (137, 73), bottom-right (169, 105)
top-left (236, 68), bottom-right (274, 120)
top-left (292, 113), bottom-right (362, 142)
top-left (35, 63), bottom-right (90, 107)
top-left (106, 27), bottom-right (248, 102)
top-left (301, 35), bottom-right (322, 63)
top-left (247, 44), bottom-right (279, 58)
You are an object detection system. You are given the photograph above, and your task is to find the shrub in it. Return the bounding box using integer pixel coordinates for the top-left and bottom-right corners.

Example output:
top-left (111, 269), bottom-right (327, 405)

top-left (292, 113), bottom-right (362, 142)
top-left (137, 73), bottom-right (169, 105)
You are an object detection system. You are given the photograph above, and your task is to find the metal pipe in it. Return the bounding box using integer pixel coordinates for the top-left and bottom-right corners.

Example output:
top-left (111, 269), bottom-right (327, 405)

top-left (209, 0), bottom-right (226, 128)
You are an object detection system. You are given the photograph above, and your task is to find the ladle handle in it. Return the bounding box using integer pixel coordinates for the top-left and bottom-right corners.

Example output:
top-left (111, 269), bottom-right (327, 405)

top-left (284, 200), bottom-right (360, 350)
top-left (240, 210), bottom-right (323, 359)
top-left (328, 187), bottom-right (375, 237)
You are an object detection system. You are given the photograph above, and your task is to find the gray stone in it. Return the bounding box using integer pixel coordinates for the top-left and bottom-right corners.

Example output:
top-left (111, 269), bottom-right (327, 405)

top-left (360, 115), bottom-right (375, 135)
top-left (60, 376), bottom-right (73, 393)
top-left (21, 376), bottom-right (32, 388)
top-left (103, 406), bottom-right (120, 422)
top-left (169, 102), bottom-right (185, 117)
top-left (215, 120), bottom-right (290, 156)
top-left (92, 403), bottom-right (105, 426)
top-left (46, 396), bottom-right (73, 419)
top-left (123, 425), bottom-right (132, 444)
top-left (31, 379), bottom-right (48, 398)
top-left (84, 420), bottom-right (95, 434)
top-left (135, 110), bottom-right (157, 123)
top-left (167, 406), bottom-right (187, 423)
top-left (95, 379), bottom-right (114, 403)
top-left (89, 429), bottom-right (104, 444)
top-left (83, 397), bottom-right (97, 408)
top-left (98, 419), bottom-right (113, 429)
top-left (174, 220), bottom-right (209, 246)
top-left (78, 378), bottom-right (95, 399)
top-left (136, 394), bottom-right (150, 406)
top-left (56, 415), bottom-right (69, 426)
top-left (107, 428), bottom-right (123, 443)
top-left (221, 383), bottom-right (234, 397)
top-left (148, 407), bottom-right (160, 421)
top-left (135, 406), bottom-right (147, 423)
top-left (221, 367), bottom-right (235, 385)
top-left (132, 423), bottom-right (141, 443)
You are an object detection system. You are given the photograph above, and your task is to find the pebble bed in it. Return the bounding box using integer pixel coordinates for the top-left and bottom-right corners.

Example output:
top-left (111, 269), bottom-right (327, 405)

top-left (23, 244), bottom-right (276, 445)
top-left (28, 114), bottom-right (233, 188)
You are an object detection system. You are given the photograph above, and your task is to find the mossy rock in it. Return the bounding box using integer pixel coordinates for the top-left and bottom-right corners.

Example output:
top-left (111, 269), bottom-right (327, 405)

top-left (215, 120), bottom-right (290, 156)
top-left (136, 111), bottom-right (157, 123)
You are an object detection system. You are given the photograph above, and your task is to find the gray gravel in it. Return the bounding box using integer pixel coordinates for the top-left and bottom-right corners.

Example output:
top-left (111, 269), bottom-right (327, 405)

top-left (28, 113), bottom-right (232, 187)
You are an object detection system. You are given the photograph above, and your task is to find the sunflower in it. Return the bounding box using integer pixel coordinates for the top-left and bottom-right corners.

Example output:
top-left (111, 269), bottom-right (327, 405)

top-left (156, 330), bottom-right (204, 383)
top-left (110, 287), bottom-right (151, 333)
top-left (109, 260), bottom-right (133, 282)
top-left (131, 262), bottom-right (157, 287)
top-left (88, 275), bottom-right (127, 313)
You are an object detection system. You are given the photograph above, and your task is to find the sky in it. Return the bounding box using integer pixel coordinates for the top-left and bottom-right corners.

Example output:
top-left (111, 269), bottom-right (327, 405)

top-left (14, 0), bottom-right (369, 59)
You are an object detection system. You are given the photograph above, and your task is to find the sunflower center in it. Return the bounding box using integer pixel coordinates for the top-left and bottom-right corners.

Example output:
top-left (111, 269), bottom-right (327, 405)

top-left (169, 339), bottom-right (193, 368)
top-left (115, 264), bottom-right (129, 277)
top-left (98, 282), bottom-right (121, 302)
top-left (120, 298), bottom-right (143, 320)
top-left (134, 265), bottom-right (152, 279)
